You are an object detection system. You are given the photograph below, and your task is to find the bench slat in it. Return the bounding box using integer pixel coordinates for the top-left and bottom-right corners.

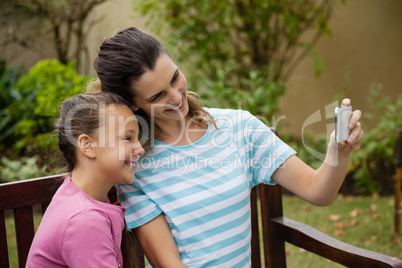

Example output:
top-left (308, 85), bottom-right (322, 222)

top-left (0, 210), bottom-right (10, 268)
top-left (14, 206), bottom-right (35, 268)
top-left (250, 187), bottom-right (261, 267)
top-left (0, 175), bottom-right (65, 211)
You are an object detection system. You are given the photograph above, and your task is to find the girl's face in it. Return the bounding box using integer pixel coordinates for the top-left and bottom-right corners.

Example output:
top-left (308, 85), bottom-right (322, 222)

top-left (93, 104), bottom-right (145, 185)
top-left (130, 53), bottom-right (189, 127)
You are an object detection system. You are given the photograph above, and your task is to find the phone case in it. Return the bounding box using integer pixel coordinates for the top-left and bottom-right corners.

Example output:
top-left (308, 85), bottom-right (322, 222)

top-left (335, 106), bottom-right (352, 143)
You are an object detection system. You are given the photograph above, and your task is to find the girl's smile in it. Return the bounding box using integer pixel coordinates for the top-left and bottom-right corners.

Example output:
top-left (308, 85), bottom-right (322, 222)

top-left (125, 152), bottom-right (140, 172)
top-left (125, 161), bottom-right (137, 171)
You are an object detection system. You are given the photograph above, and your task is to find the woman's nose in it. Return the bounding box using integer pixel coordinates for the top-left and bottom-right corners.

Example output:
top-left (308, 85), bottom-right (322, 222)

top-left (168, 87), bottom-right (182, 104)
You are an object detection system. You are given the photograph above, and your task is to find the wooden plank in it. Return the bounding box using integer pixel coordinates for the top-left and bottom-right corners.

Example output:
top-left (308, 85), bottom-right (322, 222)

top-left (14, 206), bottom-right (35, 268)
top-left (0, 210), bottom-right (10, 268)
top-left (41, 202), bottom-right (51, 215)
top-left (250, 186), bottom-right (261, 268)
top-left (396, 168), bottom-right (401, 234)
top-left (261, 184), bottom-right (286, 268)
top-left (0, 175), bottom-right (64, 211)
top-left (272, 217), bottom-right (402, 268)
top-left (262, 128), bottom-right (286, 267)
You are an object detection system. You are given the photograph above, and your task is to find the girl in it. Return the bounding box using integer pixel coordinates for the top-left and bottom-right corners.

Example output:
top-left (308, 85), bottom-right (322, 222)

top-left (26, 92), bottom-right (184, 268)
top-left (92, 27), bottom-right (364, 267)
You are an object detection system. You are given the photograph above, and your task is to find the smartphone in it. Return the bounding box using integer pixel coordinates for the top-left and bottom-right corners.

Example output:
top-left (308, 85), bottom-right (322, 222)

top-left (335, 105), bottom-right (352, 143)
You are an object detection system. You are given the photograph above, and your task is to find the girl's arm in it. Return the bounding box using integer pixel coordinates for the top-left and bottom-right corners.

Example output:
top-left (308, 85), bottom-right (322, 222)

top-left (272, 99), bottom-right (364, 206)
top-left (133, 213), bottom-right (186, 267)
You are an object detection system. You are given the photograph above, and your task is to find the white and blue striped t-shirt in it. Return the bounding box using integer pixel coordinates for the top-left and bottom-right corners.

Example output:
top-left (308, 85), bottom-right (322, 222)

top-left (117, 108), bottom-right (296, 267)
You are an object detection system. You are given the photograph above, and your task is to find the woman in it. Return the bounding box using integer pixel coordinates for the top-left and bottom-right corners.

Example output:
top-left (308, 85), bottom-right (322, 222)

top-left (91, 27), bottom-right (363, 267)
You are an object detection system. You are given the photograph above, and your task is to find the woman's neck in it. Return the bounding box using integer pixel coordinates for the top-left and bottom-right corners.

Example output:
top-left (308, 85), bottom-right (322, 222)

top-left (156, 117), bottom-right (208, 146)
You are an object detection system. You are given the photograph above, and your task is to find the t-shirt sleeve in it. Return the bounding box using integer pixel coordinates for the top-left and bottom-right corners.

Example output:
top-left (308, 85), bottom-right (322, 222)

top-left (117, 183), bottom-right (162, 229)
top-left (61, 210), bottom-right (120, 267)
top-left (241, 111), bottom-right (296, 187)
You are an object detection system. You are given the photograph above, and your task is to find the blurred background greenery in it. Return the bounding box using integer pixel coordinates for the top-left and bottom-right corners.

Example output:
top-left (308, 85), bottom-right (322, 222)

top-left (0, 0), bottom-right (401, 195)
top-left (1, 0), bottom-right (401, 265)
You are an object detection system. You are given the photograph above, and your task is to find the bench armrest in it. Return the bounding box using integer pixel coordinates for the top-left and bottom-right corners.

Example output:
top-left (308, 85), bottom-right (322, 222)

top-left (271, 216), bottom-right (402, 267)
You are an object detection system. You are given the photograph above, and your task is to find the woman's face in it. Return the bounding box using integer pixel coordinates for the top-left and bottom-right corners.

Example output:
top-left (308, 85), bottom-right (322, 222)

top-left (130, 53), bottom-right (189, 127)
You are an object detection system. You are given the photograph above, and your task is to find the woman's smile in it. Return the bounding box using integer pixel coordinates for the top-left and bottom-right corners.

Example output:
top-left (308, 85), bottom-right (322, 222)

top-left (165, 97), bottom-right (185, 113)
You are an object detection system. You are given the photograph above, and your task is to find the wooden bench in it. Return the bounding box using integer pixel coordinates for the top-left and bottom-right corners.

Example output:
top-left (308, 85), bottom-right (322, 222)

top-left (2, 177), bottom-right (402, 267)
top-left (2, 132), bottom-right (402, 267)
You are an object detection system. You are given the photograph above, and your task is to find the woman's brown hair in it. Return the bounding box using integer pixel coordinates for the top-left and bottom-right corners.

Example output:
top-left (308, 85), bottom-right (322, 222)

top-left (90, 27), bottom-right (215, 140)
top-left (55, 92), bottom-right (138, 268)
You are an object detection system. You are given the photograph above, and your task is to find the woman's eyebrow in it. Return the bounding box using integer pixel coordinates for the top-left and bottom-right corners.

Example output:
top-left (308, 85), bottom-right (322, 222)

top-left (145, 90), bottom-right (163, 102)
top-left (170, 69), bottom-right (179, 83)
top-left (145, 69), bottom-right (178, 101)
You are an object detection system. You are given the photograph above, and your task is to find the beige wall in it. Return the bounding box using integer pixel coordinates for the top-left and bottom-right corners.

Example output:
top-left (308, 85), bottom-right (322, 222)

top-left (87, 0), bottom-right (148, 68)
top-left (282, 0), bottom-right (402, 136)
top-left (2, 0), bottom-right (401, 137)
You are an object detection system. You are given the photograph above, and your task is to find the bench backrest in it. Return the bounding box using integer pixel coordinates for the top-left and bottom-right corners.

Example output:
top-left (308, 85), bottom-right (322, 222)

top-left (3, 176), bottom-right (402, 268)
top-left (0, 175), bottom-right (64, 267)
top-left (0, 173), bottom-right (277, 267)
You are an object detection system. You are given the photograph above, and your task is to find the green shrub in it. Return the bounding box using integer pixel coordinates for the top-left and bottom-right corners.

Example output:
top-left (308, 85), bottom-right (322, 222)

top-left (202, 62), bottom-right (286, 120)
top-left (281, 84), bottom-right (401, 195)
top-left (283, 133), bottom-right (329, 170)
top-left (349, 85), bottom-right (402, 194)
top-left (0, 156), bottom-right (49, 183)
top-left (135, 0), bottom-right (334, 120)
top-left (0, 60), bottom-right (24, 149)
top-left (3, 59), bottom-right (89, 154)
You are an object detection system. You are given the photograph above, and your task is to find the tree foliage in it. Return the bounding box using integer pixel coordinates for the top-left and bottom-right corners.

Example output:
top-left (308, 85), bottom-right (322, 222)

top-left (349, 85), bottom-right (402, 194)
top-left (134, 0), bottom-right (335, 118)
top-left (2, 59), bottom-right (89, 154)
top-left (0, 60), bottom-right (24, 149)
top-left (0, 0), bottom-right (109, 73)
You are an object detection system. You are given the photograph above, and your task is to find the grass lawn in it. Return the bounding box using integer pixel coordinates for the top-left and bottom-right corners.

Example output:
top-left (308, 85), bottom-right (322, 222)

top-left (4, 195), bottom-right (401, 267)
top-left (282, 194), bottom-right (402, 267)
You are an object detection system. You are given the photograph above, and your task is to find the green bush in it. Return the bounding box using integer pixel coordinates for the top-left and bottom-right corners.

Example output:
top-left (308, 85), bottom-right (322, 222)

top-left (281, 85), bottom-right (401, 195)
top-left (202, 62), bottom-right (286, 120)
top-left (283, 133), bottom-right (329, 170)
top-left (3, 59), bottom-right (89, 154)
top-left (0, 60), bottom-right (24, 149)
top-left (349, 85), bottom-right (402, 194)
top-left (135, 0), bottom-right (334, 120)
top-left (0, 156), bottom-right (49, 183)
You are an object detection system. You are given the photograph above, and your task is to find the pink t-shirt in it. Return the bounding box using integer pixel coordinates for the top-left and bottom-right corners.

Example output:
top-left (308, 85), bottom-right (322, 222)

top-left (26, 176), bottom-right (126, 268)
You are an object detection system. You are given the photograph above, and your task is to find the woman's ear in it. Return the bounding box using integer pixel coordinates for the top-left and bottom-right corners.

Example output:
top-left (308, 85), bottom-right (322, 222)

top-left (77, 134), bottom-right (96, 159)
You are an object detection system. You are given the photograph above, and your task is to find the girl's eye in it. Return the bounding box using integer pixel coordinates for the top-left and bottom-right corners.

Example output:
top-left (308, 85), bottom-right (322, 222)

top-left (124, 137), bottom-right (132, 141)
